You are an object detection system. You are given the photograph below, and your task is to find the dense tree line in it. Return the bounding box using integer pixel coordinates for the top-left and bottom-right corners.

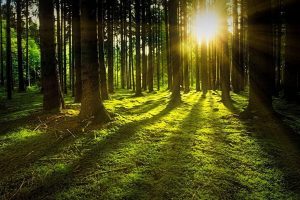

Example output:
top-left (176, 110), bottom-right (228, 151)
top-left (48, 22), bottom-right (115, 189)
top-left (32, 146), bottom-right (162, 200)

top-left (0, 0), bottom-right (299, 122)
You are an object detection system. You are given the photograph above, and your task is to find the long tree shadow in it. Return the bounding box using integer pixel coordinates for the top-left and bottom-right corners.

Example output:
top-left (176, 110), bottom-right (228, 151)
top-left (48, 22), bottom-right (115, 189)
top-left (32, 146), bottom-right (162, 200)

top-left (116, 95), bottom-right (205, 199)
top-left (219, 94), bottom-right (300, 197)
top-left (243, 114), bottom-right (300, 195)
top-left (15, 99), bottom-right (179, 199)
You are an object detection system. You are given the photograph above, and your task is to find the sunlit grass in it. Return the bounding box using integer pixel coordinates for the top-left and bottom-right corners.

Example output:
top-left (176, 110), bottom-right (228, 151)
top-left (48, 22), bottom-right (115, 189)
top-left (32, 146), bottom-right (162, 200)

top-left (0, 89), bottom-right (299, 199)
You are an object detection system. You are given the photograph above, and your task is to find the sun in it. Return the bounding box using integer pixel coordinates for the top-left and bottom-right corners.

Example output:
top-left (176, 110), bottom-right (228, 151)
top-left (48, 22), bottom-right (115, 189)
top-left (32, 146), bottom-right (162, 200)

top-left (192, 11), bottom-right (220, 43)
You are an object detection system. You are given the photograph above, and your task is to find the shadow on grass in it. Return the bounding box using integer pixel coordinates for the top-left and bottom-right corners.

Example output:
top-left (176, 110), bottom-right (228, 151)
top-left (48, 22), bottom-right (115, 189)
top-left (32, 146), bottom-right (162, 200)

top-left (11, 99), bottom-right (179, 199)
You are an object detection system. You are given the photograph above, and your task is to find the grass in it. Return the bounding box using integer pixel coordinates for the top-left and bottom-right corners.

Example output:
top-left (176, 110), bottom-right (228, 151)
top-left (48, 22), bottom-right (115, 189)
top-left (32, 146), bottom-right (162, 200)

top-left (1, 88), bottom-right (300, 199)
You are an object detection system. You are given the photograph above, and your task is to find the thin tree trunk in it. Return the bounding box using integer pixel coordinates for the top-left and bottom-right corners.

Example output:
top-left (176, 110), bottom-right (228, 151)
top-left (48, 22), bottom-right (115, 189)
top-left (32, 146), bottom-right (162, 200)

top-left (72, 0), bottom-right (82, 103)
top-left (17, 0), bottom-right (25, 92)
top-left (142, 0), bottom-right (147, 90)
top-left (98, 0), bottom-right (109, 100)
top-left (169, 0), bottom-right (181, 102)
top-left (6, 0), bottom-right (13, 99)
top-left (107, 0), bottom-right (114, 93)
top-left (25, 0), bottom-right (30, 87)
top-left (135, 0), bottom-right (142, 95)
top-left (0, 0), bottom-right (4, 86)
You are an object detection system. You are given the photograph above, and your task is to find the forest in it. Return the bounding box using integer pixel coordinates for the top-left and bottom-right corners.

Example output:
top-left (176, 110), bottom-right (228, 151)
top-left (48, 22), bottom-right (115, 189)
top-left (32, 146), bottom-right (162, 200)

top-left (0, 0), bottom-right (300, 199)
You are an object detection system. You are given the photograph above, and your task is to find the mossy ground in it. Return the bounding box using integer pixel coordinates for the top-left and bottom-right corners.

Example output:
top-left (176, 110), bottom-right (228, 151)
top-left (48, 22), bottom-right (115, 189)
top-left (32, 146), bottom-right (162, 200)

top-left (1, 88), bottom-right (300, 199)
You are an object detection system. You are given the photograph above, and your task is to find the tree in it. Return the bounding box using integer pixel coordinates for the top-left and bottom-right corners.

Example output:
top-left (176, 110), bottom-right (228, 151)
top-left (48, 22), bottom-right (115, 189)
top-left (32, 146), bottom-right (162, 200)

top-left (39, 0), bottom-right (64, 111)
top-left (284, 0), bottom-right (300, 100)
top-left (141, 0), bottom-right (148, 90)
top-left (169, 0), bottom-right (181, 102)
top-left (6, 0), bottom-right (13, 99)
top-left (25, 0), bottom-right (30, 87)
top-left (218, 0), bottom-right (231, 103)
top-left (182, 0), bottom-right (190, 93)
top-left (98, 0), bottom-right (109, 100)
top-left (247, 0), bottom-right (274, 114)
top-left (147, 0), bottom-right (154, 92)
top-left (17, 0), bottom-right (25, 92)
top-left (107, 0), bottom-right (115, 93)
top-left (135, 0), bottom-right (142, 96)
top-left (72, 0), bottom-right (82, 103)
top-left (163, 0), bottom-right (172, 90)
top-left (80, 0), bottom-right (111, 122)
top-left (0, 0), bottom-right (3, 87)
top-left (200, 0), bottom-right (208, 96)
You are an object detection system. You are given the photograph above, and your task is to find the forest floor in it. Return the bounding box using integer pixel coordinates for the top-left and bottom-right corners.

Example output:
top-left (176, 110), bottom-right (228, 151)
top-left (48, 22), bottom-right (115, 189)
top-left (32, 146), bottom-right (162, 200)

top-left (1, 88), bottom-right (300, 199)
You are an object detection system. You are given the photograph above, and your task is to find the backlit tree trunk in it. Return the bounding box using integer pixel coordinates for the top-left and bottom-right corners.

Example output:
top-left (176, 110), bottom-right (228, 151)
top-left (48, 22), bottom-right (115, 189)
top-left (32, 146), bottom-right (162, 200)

top-left (39, 0), bottom-right (64, 111)
top-left (80, 0), bottom-right (111, 122)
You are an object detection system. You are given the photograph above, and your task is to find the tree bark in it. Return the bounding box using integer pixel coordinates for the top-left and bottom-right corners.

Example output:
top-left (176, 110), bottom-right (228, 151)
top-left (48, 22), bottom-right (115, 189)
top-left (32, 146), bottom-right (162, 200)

top-left (247, 0), bottom-right (274, 114)
top-left (6, 0), bottom-right (13, 99)
top-left (80, 0), bottom-right (111, 122)
top-left (135, 0), bottom-right (142, 95)
top-left (107, 0), bottom-right (114, 93)
top-left (284, 0), bottom-right (300, 100)
top-left (169, 0), bottom-right (181, 102)
top-left (0, 0), bottom-right (3, 86)
top-left (17, 0), bottom-right (25, 92)
top-left (39, 0), bottom-right (64, 111)
top-left (98, 0), bottom-right (109, 100)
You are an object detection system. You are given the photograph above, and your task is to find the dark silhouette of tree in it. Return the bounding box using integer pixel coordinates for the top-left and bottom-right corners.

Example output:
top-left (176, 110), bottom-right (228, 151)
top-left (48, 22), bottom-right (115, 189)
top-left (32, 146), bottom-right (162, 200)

top-left (135, 0), bottom-right (142, 96)
top-left (98, 0), bottom-right (109, 100)
top-left (247, 0), bottom-right (274, 114)
top-left (16, 0), bottom-right (25, 92)
top-left (169, 0), bottom-right (181, 102)
top-left (0, 0), bottom-right (3, 87)
top-left (107, 0), bottom-right (115, 94)
top-left (72, 0), bottom-right (82, 103)
top-left (6, 0), bottom-right (13, 100)
top-left (80, 0), bottom-right (111, 122)
top-left (284, 0), bottom-right (300, 100)
top-left (39, 0), bottom-right (64, 111)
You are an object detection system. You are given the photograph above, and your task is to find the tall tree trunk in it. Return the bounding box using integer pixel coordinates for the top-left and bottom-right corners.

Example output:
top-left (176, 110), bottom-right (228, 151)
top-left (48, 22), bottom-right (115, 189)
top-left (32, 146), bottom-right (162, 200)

top-left (39, 0), bottom-right (64, 111)
top-left (142, 0), bottom-right (147, 90)
top-left (135, 0), bottom-right (142, 95)
top-left (120, 0), bottom-right (126, 89)
top-left (284, 0), bottom-right (300, 100)
top-left (200, 1), bottom-right (208, 96)
top-left (183, 0), bottom-right (189, 93)
top-left (147, 1), bottom-right (154, 92)
top-left (98, 0), bottom-right (109, 100)
top-left (107, 0), bottom-right (114, 93)
top-left (240, 0), bottom-right (246, 91)
top-left (17, 0), bottom-right (25, 92)
top-left (80, 0), bottom-right (111, 122)
top-left (6, 0), bottom-right (13, 99)
top-left (62, 1), bottom-right (67, 94)
top-left (56, 0), bottom-right (63, 90)
top-left (248, 0), bottom-right (274, 114)
top-left (164, 0), bottom-right (172, 90)
top-left (169, 0), bottom-right (181, 102)
top-left (73, 0), bottom-right (82, 103)
top-left (25, 0), bottom-right (30, 87)
top-left (218, 0), bottom-right (231, 102)
top-left (0, 0), bottom-right (3, 86)
top-left (232, 0), bottom-right (241, 93)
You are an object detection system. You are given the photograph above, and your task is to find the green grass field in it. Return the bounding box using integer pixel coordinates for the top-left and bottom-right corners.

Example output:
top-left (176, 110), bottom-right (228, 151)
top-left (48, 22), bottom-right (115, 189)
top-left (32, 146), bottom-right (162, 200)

top-left (1, 89), bottom-right (300, 199)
